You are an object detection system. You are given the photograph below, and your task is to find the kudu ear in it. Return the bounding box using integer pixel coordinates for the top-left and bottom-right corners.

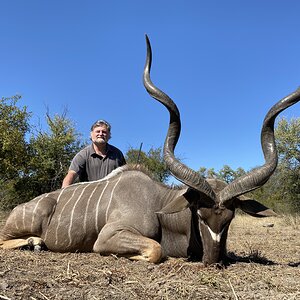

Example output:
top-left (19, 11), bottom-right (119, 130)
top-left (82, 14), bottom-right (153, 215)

top-left (236, 195), bottom-right (277, 217)
top-left (156, 191), bottom-right (191, 214)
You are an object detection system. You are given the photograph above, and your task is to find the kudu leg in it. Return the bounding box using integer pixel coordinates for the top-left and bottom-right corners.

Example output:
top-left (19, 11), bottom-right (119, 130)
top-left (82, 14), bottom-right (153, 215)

top-left (0, 196), bottom-right (56, 250)
top-left (93, 223), bottom-right (162, 263)
top-left (0, 236), bottom-right (45, 251)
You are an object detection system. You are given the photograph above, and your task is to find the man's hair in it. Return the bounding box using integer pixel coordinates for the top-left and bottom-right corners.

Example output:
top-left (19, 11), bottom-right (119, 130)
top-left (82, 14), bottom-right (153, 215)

top-left (90, 120), bottom-right (111, 132)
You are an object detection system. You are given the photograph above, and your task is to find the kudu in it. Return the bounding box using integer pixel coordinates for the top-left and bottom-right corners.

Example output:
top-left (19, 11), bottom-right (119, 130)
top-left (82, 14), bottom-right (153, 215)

top-left (0, 35), bottom-right (299, 265)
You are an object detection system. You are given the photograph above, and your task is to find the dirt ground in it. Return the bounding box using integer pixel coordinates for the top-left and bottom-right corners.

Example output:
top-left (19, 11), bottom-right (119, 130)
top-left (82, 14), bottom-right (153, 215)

top-left (0, 212), bottom-right (299, 300)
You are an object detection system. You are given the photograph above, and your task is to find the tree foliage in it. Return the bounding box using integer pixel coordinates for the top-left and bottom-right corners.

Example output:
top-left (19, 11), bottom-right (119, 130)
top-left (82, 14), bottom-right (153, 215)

top-left (198, 165), bottom-right (246, 183)
top-left (0, 96), bottom-right (298, 215)
top-left (0, 95), bottom-right (31, 180)
top-left (250, 117), bottom-right (300, 213)
top-left (276, 117), bottom-right (300, 169)
top-left (0, 96), bottom-right (84, 210)
top-left (125, 146), bottom-right (170, 183)
top-left (197, 117), bottom-right (300, 213)
top-left (25, 112), bottom-right (83, 196)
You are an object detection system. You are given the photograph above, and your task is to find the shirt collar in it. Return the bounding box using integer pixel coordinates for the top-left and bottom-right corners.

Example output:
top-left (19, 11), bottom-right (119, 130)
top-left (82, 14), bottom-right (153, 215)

top-left (89, 143), bottom-right (111, 156)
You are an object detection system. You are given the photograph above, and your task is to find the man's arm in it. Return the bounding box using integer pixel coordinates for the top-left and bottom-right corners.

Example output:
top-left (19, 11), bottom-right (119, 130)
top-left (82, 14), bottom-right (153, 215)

top-left (62, 170), bottom-right (78, 188)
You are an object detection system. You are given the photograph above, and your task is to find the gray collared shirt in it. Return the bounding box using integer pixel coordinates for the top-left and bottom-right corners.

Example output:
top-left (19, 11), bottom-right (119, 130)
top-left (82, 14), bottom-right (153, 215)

top-left (69, 143), bottom-right (126, 182)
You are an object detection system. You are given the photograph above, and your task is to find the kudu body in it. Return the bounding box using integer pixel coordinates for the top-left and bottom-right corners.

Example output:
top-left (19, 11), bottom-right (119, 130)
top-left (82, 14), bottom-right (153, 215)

top-left (1, 36), bottom-right (299, 265)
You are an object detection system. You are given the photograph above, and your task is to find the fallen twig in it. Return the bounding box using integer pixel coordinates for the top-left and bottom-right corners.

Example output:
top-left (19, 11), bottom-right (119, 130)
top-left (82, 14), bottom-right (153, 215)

top-left (228, 279), bottom-right (239, 300)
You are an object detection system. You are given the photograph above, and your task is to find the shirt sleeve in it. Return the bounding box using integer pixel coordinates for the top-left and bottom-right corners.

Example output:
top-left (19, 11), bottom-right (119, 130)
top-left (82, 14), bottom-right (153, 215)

top-left (120, 152), bottom-right (126, 165)
top-left (69, 151), bottom-right (86, 176)
top-left (115, 147), bottom-right (126, 166)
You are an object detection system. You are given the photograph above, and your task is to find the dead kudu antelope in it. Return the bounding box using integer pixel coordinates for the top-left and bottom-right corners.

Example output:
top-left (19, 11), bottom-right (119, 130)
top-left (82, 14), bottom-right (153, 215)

top-left (1, 36), bottom-right (300, 266)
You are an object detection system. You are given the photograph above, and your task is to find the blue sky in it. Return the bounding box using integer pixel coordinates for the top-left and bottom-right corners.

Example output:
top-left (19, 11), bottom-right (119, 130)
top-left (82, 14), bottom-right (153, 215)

top-left (1, 1), bottom-right (299, 175)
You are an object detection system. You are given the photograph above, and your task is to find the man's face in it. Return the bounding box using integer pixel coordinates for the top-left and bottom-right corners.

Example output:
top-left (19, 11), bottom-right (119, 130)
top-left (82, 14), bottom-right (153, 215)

top-left (90, 125), bottom-right (110, 145)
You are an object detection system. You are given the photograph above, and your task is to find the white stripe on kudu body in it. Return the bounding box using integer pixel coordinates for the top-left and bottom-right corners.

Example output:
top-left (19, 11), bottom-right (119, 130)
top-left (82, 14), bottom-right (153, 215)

top-left (31, 193), bottom-right (49, 233)
top-left (95, 181), bottom-right (109, 233)
top-left (56, 188), bottom-right (66, 203)
top-left (54, 186), bottom-right (81, 246)
top-left (44, 188), bottom-right (66, 241)
top-left (43, 198), bottom-right (56, 242)
top-left (67, 183), bottom-right (92, 247)
top-left (13, 207), bottom-right (20, 231)
top-left (22, 205), bottom-right (26, 230)
top-left (83, 181), bottom-right (101, 235)
top-left (105, 174), bottom-right (123, 223)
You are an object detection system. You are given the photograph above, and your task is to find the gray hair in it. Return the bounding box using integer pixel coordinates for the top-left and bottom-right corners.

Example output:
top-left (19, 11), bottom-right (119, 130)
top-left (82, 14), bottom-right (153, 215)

top-left (90, 120), bottom-right (111, 132)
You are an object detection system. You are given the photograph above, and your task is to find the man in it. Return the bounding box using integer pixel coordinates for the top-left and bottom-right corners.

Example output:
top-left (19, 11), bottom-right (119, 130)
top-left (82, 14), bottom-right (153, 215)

top-left (62, 119), bottom-right (126, 188)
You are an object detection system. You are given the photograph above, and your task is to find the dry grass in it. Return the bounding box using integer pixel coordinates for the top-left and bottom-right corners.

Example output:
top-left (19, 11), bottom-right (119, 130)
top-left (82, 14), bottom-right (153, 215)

top-left (280, 214), bottom-right (300, 229)
top-left (0, 212), bottom-right (299, 299)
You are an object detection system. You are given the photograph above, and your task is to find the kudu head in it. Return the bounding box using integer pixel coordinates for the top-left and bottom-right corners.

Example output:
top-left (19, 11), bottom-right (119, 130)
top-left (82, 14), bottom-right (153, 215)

top-left (143, 34), bottom-right (300, 266)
